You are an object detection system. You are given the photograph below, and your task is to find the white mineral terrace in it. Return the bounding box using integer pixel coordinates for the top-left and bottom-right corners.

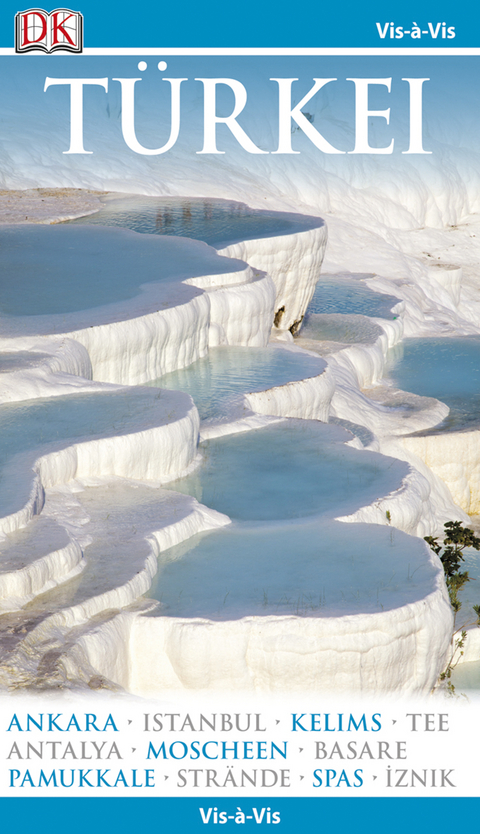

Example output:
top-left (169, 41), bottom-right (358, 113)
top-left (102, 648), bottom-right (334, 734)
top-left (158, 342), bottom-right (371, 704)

top-left (1, 188), bottom-right (480, 696)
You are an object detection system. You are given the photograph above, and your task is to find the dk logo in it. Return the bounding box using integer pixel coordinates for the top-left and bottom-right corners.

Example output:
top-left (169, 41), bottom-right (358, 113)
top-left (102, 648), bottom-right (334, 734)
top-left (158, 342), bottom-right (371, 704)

top-left (15, 8), bottom-right (83, 53)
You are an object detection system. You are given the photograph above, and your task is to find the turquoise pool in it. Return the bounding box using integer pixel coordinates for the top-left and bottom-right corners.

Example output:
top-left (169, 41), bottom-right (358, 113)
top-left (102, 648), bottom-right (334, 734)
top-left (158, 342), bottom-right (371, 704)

top-left (67, 195), bottom-right (323, 250)
top-left (0, 386), bottom-right (188, 517)
top-left (150, 345), bottom-right (325, 420)
top-left (168, 419), bottom-right (408, 522)
top-left (0, 225), bottom-right (241, 318)
top-left (386, 336), bottom-right (480, 431)
top-left (306, 275), bottom-right (400, 320)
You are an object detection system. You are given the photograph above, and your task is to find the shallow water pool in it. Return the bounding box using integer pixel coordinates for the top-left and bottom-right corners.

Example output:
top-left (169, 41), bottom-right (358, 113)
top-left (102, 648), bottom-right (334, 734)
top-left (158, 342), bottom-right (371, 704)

top-left (150, 345), bottom-right (325, 420)
top-left (306, 275), bottom-right (400, 320)
top-left (386, 337), bottom-right (480, 431)
top-left (68, 196), bottom-right (322, 250)
top-left (149, 515), bottom-right (436, 620)
top-left (0, 225), bottom-right (241, 318)
top-left (168, 419), bottom-right (408, 522)
top-left (300, 313), bottom-right (382, 345)
top-left (0, 386), bottom-right (188, 517)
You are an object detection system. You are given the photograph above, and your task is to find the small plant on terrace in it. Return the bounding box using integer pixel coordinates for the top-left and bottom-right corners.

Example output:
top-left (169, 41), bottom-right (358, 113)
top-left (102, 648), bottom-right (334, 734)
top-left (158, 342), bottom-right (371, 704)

top-left (425, 521), bottom-right (480, 694)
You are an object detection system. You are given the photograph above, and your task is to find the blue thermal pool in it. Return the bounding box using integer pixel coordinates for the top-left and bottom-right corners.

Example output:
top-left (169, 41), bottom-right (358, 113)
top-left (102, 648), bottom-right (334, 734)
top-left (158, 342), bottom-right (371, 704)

top-left (150, 345), bottom-right (325, 420)
top-left (0, 225), bottom-right (242, 318)
top-left (67, 196), bottom-right (323, 249)
top-left (0, 386), bottom-right (189, 518)
top-left (168, 419), bottom-right (408, 522)
top-left (386, 336), bottom-right (480, 431)
top-left (149, 518), bottom-right (436, 620)
top-left (306, 275), bottom-right (400, 320)
top-left (300, 313), bottom-right (382, 345)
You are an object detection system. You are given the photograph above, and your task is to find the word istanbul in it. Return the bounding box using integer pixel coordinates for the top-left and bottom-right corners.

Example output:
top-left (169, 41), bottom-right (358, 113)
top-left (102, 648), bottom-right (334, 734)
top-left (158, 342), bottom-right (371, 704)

top-left (43, 76), bottom-right (431, 156)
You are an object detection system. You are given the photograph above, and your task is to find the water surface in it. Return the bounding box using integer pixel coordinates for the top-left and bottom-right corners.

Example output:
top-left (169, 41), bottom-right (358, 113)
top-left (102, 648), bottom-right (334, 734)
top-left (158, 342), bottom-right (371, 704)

top-left (168, 419), bottom-right (407, 522)
top-left (151, 345), bottom-right (325, 419)
top-left (386, 337), bottom-right (480, 431)
top-left (150, 516), bottom-right (436, 620)
top-left (306, 275), bottom-right (399, 320)
top-left (68, 196), bottom-right (322, 250)
top-left (0, 225), bottom-right (241, 318)
top-left (0, 386), bottom-right (186, 517)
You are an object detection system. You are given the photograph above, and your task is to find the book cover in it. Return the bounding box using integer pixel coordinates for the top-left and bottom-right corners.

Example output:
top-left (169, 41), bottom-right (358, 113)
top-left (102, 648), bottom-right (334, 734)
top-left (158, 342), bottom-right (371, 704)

top-left (0, 0), bottom-right (478, 830)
